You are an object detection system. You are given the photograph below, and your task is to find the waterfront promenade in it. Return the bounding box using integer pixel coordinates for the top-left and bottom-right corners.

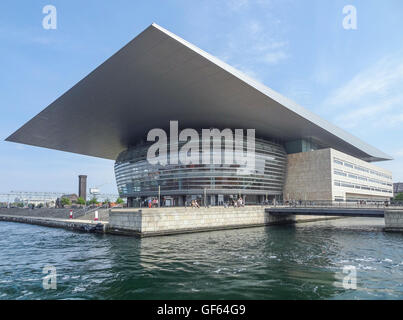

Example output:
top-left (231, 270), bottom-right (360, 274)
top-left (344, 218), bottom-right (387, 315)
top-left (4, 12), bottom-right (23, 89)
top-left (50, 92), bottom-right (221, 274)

top-left (1, 204), bottom-right (402, 237)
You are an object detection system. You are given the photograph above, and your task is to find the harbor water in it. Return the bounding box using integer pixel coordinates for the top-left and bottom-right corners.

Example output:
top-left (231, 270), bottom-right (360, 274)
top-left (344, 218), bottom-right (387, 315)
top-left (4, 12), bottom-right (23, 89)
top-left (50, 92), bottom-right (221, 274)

top-left (0, 218), bottom-right (402, 300)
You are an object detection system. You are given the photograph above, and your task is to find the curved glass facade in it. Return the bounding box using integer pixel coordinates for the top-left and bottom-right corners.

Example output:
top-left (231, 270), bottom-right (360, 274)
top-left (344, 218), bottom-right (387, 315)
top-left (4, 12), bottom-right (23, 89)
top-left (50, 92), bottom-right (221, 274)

top-left (115, 137), bottom-right (287, 206)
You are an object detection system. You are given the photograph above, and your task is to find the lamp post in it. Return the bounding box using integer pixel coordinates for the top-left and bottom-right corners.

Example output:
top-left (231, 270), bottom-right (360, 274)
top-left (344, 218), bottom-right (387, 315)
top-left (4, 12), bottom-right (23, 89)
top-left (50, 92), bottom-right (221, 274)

top-left (158, 185), bottom-right (161, 208)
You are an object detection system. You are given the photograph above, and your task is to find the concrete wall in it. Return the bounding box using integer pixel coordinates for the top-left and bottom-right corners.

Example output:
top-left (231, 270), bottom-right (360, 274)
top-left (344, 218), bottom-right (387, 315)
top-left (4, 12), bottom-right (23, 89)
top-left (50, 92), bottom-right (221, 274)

top-left (0, 207), bottom-right (74, 219)
top-left (79, 208), bottom-right (110, 221)
top-left (284, 149), bottom-right (332, 201)
top-left (109, 206), bottom-right (336, 237)
top-left (385, 210), bottom-right (403, 232)
top-left (109, 210), bottom-right (142, 234)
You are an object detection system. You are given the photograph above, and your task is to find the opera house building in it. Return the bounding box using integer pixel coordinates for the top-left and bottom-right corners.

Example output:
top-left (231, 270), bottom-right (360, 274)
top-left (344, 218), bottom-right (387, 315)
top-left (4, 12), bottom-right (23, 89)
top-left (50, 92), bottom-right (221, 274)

top-left (6, 24), bottom-right (394, 207)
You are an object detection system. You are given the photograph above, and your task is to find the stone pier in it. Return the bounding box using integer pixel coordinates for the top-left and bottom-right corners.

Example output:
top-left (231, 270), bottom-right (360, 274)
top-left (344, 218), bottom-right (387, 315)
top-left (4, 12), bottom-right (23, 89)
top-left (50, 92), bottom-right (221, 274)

top-left (0, 214), bottom-right (108, 233)
top-left (108, 206), bottom-right (337, 237)
top-left (384, 210), bottom-right (403, 232)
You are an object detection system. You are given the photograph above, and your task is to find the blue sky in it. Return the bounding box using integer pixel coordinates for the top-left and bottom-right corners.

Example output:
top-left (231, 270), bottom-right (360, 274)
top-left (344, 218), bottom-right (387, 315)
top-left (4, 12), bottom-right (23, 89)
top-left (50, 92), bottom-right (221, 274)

top-left (1, 0), bottom-right (403, 195)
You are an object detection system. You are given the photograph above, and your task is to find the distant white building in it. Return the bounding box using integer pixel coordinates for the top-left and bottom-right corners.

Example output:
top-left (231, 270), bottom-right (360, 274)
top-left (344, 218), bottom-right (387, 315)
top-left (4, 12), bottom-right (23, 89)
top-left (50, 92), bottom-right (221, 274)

top-left (394, 183), bottom-right (403, 195)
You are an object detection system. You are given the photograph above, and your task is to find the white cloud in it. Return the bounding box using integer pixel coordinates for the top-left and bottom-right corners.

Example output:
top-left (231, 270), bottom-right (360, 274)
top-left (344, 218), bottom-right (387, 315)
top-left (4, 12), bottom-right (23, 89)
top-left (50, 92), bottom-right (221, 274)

top-left (15, 145), bottom-right (25, 151)
top-left (393, 150), bottom-right (403, 158)
top-left (283, 79), bottom-right (313, 108)
top-left (324, 55), bottom-right (403, 107)
top-left (234, 65), bottom-right (264, 82)
top-left (313, 62), bottom-right (341, 86)
top-left (319, 53), bottom-right (403, 182)
top-left (245, 20), bottom-right (289, 66)
top-left (0, 27), bottom-right (57, 46)
top-left (248, 20), bottom-right (262, 35)
top-left (225, 0), bottom-right (250, 11)
top-left (263, 51), bottom-right (288, 64)
top-left (333, 94), bottom-right (403, 129)
top-left (216, 18), bottom-right (289, 75)
top-left (184, 0), bottom-right (289, 81)
top-left (379, 113), bottom-right (403, 127)
top-left (321, 54), bottom-right (403, 130)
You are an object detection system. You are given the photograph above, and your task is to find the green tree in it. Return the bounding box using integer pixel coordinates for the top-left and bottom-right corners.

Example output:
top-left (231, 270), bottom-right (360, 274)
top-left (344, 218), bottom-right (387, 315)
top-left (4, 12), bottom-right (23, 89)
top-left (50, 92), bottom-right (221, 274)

top-left (61, 197), bottom-right (71, 207)
top-left (116, 197), bottom-right (124, 205)
top-left (76, 197), bottom-right (86, 206)
top-left (103, 198), bottom-right (110, 205)
top-left (394, 193), bottom-right (403, 201)
top-left (89, 197), bottom-right (98, 205)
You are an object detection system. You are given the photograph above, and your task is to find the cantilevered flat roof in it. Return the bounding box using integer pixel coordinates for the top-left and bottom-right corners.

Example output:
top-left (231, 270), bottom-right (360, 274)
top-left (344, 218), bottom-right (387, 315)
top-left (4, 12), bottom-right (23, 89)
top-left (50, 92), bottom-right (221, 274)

top-left (6, 23), bottom-right (392, 162)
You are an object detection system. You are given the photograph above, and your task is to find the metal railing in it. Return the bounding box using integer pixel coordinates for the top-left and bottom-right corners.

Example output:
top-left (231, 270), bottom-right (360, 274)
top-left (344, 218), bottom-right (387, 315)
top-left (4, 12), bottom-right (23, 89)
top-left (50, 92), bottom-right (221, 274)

top-left (131, 200), bottom-right (403, 210)
top-left (263, 200), bottom-right (403, 209)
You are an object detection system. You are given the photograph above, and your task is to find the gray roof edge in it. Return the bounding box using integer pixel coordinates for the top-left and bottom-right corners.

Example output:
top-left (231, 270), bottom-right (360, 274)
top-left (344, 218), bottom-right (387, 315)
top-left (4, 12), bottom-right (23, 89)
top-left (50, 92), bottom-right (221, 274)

top-left (151, 23), bottom-right (392, 162)
top-left (5, 23), bottom-right (158, 144)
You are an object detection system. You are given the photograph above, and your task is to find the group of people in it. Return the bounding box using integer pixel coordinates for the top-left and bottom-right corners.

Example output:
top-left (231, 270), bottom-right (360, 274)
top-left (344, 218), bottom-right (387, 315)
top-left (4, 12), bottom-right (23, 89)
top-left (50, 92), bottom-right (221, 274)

top-left (190, 200), bottom-right (200, 208)
top-left (184, 200), bottom-right (201, 208)
top-left (186, 197), bottom-right (245, 208)
top-left (146, 198), bottom-right (159, 208)
top-left (226, 197), bottom-right (244, 208)
top-left (140, 196), bottom-right (285, 208)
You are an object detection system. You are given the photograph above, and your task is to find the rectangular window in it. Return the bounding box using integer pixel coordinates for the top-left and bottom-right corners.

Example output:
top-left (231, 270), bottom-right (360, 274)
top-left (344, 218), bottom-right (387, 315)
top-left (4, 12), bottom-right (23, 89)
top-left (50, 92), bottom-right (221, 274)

top-left (344, 162), bottom-right (354, 169)
top-left (341, 182), bottom-right (354, 188)
top-left (333, 158), bottom-right (343, 166)
top-left (334, 170), bottom-right (347, 177)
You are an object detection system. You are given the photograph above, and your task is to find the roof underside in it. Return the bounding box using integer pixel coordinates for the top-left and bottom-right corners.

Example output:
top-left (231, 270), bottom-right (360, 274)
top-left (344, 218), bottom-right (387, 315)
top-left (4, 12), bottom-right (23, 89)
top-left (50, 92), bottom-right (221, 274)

top-left (6, 23), bottom-right (392, 162)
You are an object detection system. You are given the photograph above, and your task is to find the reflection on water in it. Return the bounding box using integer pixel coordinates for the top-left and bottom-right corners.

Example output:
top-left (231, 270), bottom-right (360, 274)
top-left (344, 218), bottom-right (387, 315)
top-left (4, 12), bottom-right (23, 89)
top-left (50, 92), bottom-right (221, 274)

top-left (0, 218), bottom-right (402, 300)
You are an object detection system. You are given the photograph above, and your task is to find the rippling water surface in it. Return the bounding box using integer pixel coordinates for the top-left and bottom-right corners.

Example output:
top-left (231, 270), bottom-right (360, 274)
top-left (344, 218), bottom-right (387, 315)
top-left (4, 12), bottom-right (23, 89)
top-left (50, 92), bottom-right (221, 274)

top-left (0, 218), bottom-right (402, 300)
